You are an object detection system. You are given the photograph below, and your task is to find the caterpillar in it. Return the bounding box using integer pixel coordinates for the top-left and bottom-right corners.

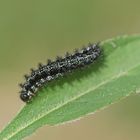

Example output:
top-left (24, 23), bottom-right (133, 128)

top-left (19, 43), bottom-right (101, 102)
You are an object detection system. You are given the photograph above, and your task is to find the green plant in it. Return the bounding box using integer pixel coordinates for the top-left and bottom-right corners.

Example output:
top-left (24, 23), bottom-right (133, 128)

top-left (0, 35), bottom-right (140, 140)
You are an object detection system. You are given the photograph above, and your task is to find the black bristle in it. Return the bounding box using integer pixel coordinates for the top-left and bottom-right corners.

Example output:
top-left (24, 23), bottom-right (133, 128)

top-left (74, 49), bottom-right (79, 53)
top-left (47, 59), bottom-right (52, 64)
top-left (38, 63), bottom-right (43, 68)
top-left (24, 74), bottom-right (28, 80)
top-left (65, 52), bottom-right (70, 57)
top-left (19, 83), bottom-right (23, 87)
top-left (30, 68), bottom-right (34, 72)
top-left (56, 56), bottom-right (62, 61)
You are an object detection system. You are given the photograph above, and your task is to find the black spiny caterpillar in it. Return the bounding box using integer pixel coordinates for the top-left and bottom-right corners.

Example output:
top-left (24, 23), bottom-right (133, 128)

top-left (19, 43), bottom-right (101, 102)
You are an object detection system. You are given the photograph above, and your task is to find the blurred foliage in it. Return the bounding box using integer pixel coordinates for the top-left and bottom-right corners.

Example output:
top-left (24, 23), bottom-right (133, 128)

top-left (0, 0), bottom-right (140, 140)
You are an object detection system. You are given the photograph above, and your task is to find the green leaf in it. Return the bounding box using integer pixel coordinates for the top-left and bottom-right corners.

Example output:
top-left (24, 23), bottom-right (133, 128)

top-left (0, 35), bottom-right (140, 140)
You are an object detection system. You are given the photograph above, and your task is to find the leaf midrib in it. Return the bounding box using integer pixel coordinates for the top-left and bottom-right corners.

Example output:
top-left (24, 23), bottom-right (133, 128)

top-left (5, 63), bottom-right (140, 140)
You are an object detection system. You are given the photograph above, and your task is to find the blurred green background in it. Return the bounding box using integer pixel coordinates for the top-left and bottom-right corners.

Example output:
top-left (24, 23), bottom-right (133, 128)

top-left (0, 0), bottom-right (140, 140)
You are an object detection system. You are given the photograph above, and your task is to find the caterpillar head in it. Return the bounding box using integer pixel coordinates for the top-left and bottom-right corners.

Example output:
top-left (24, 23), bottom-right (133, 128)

top-left (20, 91), bottom-right (32, 102)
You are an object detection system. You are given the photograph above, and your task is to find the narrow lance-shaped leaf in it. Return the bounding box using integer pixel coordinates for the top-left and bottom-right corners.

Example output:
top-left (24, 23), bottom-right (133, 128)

top-left (0, 35), bottom-right (140, 140)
